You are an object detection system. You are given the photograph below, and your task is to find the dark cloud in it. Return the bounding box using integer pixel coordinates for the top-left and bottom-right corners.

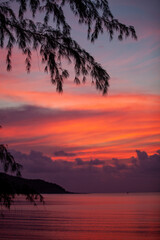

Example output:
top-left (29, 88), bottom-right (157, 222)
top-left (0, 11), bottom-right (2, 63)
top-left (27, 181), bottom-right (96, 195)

top-left (0, 104), bottom-right (120, 127)
top-left (112, 158), bottom-right (128, 170)
top-left (4, 149), bottom-right (159, 193)
top-left (89, 159), bottom-right (105, 165)
top-left (136, 150), bottom-right (160, 174)
top-left (75, 158), bottom-right (84, 165)
top-left (156, 150), bottom-right (160, 155)
top-left (54, 150), bottom-right (76, 157)
top-left (75, 158), bottom-right (105, 166)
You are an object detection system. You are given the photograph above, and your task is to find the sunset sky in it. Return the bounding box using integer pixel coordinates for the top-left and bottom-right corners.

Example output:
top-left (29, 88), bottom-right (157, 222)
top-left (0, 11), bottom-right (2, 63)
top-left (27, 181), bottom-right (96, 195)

top-left (0, 0), bottom-right (160, 192)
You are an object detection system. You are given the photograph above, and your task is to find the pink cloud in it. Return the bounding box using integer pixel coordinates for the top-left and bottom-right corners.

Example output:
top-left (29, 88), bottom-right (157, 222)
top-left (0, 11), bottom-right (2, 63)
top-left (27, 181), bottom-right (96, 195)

top-left (0, 94), bottom-right (159, 160)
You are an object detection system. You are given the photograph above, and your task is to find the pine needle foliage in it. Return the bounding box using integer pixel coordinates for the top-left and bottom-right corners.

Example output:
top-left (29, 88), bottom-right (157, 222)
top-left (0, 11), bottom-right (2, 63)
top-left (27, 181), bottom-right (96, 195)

top-left (0, 126), bottom-right (44, 212)
top-left (0, 0), bottom-right (137, 94)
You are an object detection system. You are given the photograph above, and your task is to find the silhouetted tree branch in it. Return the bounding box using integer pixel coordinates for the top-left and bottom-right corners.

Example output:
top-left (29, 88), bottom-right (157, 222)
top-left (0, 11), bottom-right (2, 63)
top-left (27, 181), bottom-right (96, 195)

top-left (0, 0), bottom-right (137, 94)
top-left (0, 126), bottom-right (44, 212)
top-left (0, 144), bottom-right (22, 177)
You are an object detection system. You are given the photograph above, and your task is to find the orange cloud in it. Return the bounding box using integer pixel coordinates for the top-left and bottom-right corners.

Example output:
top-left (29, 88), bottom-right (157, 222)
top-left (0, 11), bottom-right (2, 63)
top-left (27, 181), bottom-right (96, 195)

top-left (0, 93), bottom-right (159, 160)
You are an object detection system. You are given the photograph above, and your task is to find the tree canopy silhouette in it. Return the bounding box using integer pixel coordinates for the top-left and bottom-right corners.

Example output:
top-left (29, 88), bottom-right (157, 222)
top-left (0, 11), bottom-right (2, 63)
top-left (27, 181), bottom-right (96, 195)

top-left (0, 0), bottom-right (137, 94)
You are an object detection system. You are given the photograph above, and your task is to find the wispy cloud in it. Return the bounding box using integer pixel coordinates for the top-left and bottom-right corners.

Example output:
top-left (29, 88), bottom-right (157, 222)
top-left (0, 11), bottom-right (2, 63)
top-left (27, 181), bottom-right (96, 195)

top-left (0, 94), bottom-right (159, 160)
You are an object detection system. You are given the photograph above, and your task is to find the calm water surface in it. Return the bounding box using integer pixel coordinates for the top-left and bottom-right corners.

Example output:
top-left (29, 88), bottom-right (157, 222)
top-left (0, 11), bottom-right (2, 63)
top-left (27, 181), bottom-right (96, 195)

top-left (0, 193), bottom-right (160, 240)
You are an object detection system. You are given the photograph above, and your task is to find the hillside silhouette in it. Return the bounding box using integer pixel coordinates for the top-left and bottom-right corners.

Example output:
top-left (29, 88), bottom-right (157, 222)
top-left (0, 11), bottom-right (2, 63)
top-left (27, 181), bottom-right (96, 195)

top-left (0, 172), bottom-right (70, 194)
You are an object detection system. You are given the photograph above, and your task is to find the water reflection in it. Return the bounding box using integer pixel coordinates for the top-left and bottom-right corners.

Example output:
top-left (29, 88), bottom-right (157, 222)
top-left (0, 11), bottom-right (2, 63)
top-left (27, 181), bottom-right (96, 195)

top-left (1, 193), bottom-right (160, 240)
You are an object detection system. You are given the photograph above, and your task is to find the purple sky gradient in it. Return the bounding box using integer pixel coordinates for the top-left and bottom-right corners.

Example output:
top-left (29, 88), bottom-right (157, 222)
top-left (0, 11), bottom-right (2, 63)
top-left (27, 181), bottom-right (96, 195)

top-left (0, 0), bottom-right (160, 192)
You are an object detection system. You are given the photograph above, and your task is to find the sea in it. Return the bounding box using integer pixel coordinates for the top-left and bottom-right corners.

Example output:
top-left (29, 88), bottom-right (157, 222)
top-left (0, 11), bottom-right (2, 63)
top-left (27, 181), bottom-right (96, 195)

top-left (0, 193), bottom-right (160, 240)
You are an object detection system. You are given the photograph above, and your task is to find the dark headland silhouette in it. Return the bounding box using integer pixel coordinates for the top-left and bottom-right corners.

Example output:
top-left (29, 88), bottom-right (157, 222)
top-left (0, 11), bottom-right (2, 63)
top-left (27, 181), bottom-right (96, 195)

top-left (0, 172), bottom-right (71, 194)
